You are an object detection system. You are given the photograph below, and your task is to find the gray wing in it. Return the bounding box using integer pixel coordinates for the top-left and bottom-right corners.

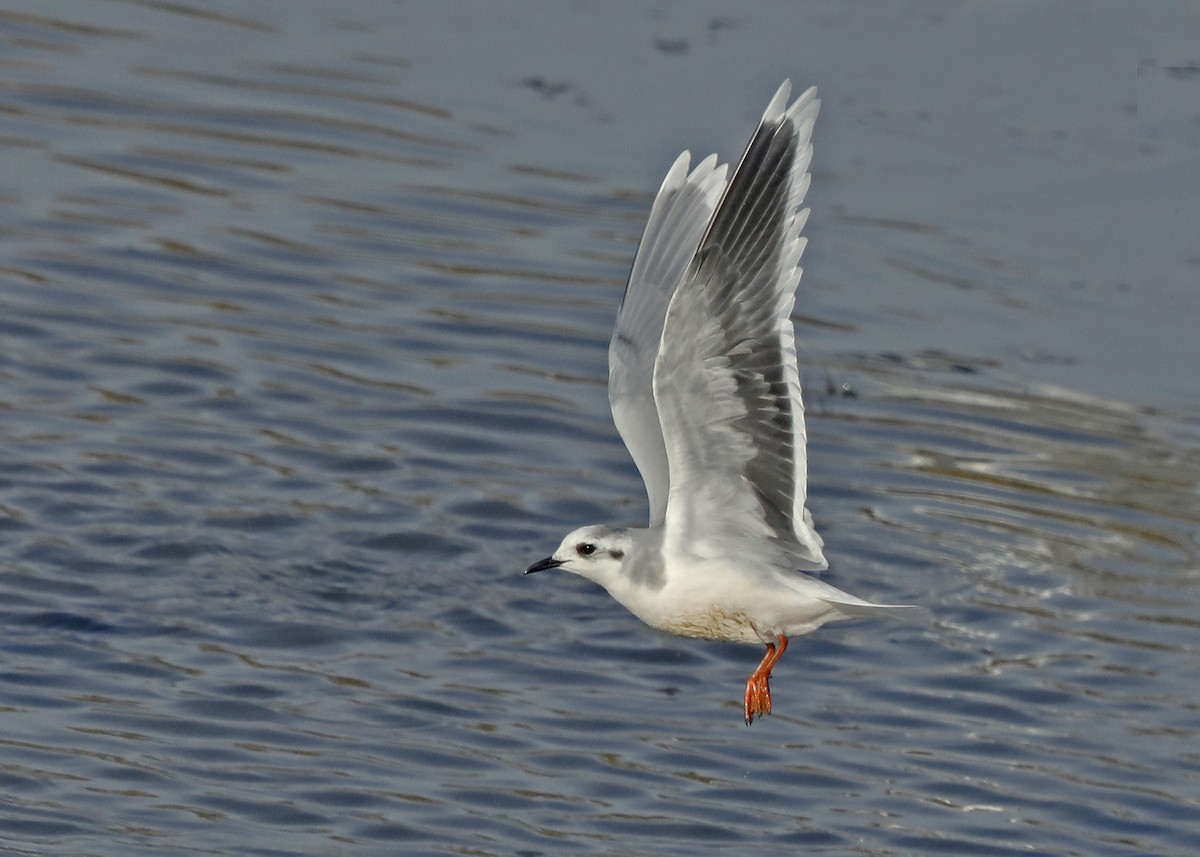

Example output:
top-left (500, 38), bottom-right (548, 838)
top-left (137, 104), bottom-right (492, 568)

top-left (609, 151), bottom-right (728, 526)
top-left (653, 81), bottom-right (828, 570)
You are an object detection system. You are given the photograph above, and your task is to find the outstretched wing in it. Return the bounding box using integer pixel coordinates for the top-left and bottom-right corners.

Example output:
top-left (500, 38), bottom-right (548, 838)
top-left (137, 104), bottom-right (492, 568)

top-left (608, 151), bottom-right (728, 526)
top-left (652, 81), bottom-right (827, 570)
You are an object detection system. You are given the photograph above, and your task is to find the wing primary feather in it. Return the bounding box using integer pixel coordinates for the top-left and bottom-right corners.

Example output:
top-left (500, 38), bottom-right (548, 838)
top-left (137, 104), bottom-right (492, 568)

top-left (653, 83), bottom-right (827, 569)
top-left (609, 149), bottom-right (730, 526)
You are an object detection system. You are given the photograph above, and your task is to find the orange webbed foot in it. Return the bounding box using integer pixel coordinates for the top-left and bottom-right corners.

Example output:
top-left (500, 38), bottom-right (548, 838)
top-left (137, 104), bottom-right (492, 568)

top-left (742, 634), bottom-right (788, 726)
top-left (744, 672), bottom-right (773, 725)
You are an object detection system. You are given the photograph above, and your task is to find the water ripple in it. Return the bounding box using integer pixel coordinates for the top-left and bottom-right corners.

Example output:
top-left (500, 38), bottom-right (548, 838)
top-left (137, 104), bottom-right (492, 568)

top-left (0, 3), bottom-right (1197, 856)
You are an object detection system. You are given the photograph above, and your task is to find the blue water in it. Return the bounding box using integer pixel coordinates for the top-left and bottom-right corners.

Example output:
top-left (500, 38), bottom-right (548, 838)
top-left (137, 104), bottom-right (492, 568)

top-left (1, 2), bottom-right (1198, 855)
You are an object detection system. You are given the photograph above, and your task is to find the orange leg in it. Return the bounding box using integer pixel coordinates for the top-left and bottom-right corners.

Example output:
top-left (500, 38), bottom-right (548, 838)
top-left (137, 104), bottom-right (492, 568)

top-left (744, 634), bottom-right (789, 725)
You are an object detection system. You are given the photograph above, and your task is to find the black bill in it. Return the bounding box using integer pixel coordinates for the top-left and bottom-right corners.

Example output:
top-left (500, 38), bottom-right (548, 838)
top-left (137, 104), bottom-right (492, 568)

top-left (524, 556), bottom-right (564, 574)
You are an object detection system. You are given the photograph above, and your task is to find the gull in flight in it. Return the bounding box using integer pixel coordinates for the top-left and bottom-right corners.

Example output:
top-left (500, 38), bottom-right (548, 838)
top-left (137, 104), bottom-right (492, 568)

top-left (526, 81), bottom-right (920, 724)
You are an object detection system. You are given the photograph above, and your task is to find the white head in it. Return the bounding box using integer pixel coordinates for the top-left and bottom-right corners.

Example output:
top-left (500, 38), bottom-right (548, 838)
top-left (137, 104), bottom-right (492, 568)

top-left (525, 524), bottom-right (633, 588)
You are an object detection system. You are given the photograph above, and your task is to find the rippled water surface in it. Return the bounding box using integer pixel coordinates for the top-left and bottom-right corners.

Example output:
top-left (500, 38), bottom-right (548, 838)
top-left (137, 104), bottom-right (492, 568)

top-left (2, 2), bottom-right (1198, 855)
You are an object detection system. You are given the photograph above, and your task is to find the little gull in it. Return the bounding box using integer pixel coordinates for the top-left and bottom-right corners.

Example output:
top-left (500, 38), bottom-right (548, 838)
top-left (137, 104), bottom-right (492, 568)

top-left (526, 81), bottom-right (920, 724)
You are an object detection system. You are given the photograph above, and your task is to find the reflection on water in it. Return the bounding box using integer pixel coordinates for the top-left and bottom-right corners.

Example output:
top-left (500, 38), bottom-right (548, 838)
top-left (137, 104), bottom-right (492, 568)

top-left (1, 2), bottom-right (1197, 856)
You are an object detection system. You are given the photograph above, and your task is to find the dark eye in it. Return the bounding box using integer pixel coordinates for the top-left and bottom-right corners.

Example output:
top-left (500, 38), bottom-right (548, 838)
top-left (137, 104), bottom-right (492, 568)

top-left (576, 543), bottom-right (596, 556)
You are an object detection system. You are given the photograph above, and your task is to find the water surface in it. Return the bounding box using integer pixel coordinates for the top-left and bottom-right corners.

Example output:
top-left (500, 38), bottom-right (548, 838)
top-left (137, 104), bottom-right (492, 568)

top-left (1, 2), bottom-right (1198, 855)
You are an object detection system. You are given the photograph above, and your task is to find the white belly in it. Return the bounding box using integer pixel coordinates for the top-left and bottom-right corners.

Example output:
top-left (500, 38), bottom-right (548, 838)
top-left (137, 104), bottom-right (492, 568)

top-left (609, 561), bottom-right (845, 644)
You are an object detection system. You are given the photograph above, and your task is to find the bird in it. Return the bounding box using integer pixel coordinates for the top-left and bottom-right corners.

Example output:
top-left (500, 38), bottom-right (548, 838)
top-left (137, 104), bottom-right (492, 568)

top-left (525, 81), bottom-right (920, 725)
